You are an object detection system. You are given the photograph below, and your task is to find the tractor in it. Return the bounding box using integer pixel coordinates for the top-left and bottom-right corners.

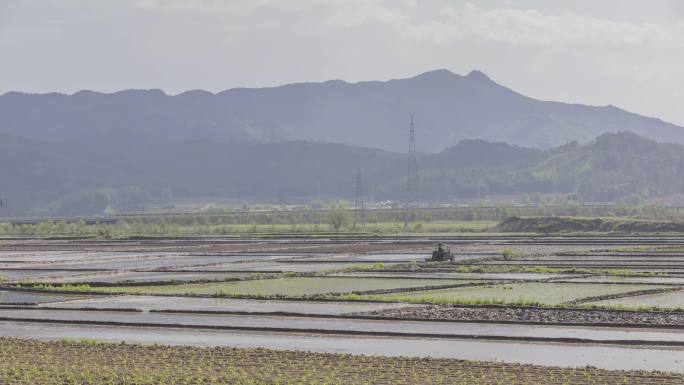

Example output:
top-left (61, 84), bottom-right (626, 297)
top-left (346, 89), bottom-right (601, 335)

top-left (429, 243), bottom-right (454, 262)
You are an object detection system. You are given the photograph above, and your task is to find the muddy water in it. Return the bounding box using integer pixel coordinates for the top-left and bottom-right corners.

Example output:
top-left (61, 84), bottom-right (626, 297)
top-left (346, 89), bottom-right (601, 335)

top-left (4, 308), bottom-right (684, 344)
top-left (0, 290), bottom-right (89, 304)
top-left (333, 272), bottom-right (576, 280)
top-left (0, 270), bottom-right (102, 281)
top-left (183, 261), bottom-right (377, 272)
top-left (296, 253), bottom-right (479, 263)
top-left (295, 253), bottom-right (427, 262)
top-left (27, 255), bottom-right (267, 270)
top-left (1, 321), bottom-right (682, 372)
top-left (589, 290), bottom-right (684, 308)
top-left (46, 295), bottom-right (420, 314)
top-left (0, 252), bottom-right (180, 264)
top-left (41, 271), bottom-right (252, 284)
top-left (562, 276), bottom-right (684, 285)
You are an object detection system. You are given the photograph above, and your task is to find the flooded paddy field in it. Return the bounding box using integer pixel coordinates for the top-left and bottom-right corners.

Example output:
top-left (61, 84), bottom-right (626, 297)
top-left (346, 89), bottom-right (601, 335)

top-left (76, 277), bottom-right (482, 296)
top-left (37, 271), bottom-right (255, 284)
top-left (560, 275), bottom-right (684, 285)
top-left (1, 321), bottom-right (683, 372)
top-left (0, 269), bottom-right (106, 282)
top-left (331, 271), bottom-right (581, 281)
top-left (536, 254), bottom-right (684, 261)
top-left (362, 282), bottom-right (669, 305)
top-left (292, 253), bottom-right (429, 262)
top-left (478, 260), bottom-right (684, 269)
top-left (4, 308), bottom-right (684, 345)
top-left (0, 251), bottom-right (176, 264)
top-left (180, 260), bottom-right (379, 272)
top-left (0, 290), bottom-right (90, 304)
top-left (42, 295), bottom-right (421, 314)
top-left (16, 254), bottom-right (279, 271)
top-left (3, 234), bottom-right (684, 375)
top-left (589, 290), bottom-right (684, 308)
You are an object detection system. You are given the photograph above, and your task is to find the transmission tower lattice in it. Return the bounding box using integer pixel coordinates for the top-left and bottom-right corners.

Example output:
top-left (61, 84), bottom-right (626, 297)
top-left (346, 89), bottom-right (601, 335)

top-left (406, 115), bottom-right (419, 205)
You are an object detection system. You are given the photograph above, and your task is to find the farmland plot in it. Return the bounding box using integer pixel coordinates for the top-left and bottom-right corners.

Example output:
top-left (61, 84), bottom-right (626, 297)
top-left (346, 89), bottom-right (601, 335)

top-left (589, 290), bottom-right (684, 309)
top-left (80, 277), bottom-right (478, 296)
top-left (2, 338), bottom-right (680, 385)
top-left (363, 283), bottom-right (668, 305)
top-left (0, 290), bottom-right (89, 304)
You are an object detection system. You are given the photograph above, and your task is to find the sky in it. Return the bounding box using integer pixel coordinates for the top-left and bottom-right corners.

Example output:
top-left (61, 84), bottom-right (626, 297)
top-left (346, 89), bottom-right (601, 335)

top-left (1, 0), bottom-right (684, 125)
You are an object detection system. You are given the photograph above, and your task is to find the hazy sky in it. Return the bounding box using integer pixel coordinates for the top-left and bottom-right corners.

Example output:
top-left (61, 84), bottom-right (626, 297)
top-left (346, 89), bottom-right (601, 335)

top-left (2, 0), bottom-right (684, 125)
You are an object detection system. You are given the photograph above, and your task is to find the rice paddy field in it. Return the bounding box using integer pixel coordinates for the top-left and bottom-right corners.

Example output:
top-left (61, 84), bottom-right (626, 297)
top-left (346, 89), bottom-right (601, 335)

top-left (76, 277), bottom-right (478, 296)
top-left (3, 338), bottom-right (680, 385)
top-left (0, 290), bottom-right (89, 304)
top-left (3, 232), bottom-right (684, 382)
top-left (589, 290), bottom-right (684, 308)
top-left (360, 282), bottom-right (668, 305)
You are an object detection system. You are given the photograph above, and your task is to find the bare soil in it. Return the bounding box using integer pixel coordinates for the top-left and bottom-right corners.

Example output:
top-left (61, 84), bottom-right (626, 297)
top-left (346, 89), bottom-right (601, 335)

top-left (355, 304), bottom-right (684, 327)
top-left (0, 338), bottom-right (681, 384)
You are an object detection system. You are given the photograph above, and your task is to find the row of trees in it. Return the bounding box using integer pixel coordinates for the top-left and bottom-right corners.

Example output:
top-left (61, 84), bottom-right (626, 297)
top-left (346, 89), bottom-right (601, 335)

top-left (1, 203), bottom-right (682, 237)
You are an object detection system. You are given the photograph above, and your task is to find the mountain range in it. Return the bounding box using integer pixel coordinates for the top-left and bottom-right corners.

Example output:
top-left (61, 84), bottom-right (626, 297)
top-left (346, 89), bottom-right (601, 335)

top-left (2, 69), bottom-right (684, 216)
top-left (2, 69), bottom-right (683, 152)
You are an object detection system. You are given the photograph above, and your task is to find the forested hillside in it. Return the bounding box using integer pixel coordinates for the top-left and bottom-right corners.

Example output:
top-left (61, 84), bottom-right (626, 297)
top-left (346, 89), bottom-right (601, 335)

top-left (1, 132), bottom-right (682, 216)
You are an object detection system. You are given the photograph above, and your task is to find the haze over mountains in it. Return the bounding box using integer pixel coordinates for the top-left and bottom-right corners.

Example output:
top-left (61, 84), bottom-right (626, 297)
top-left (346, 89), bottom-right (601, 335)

top-left (1, 130), bottom-right (683, 216)
top-left (2, 69), bottom-right (684, 216)
top-left (2, 69), bottom-right (683, 151)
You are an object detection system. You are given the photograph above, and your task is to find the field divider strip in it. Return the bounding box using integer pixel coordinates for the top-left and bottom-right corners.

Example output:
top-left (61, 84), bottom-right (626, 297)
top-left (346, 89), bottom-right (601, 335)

top-left (349, 281), bottom-right (507, 296)
top-left (1, 316), bottom-right (684, 347)
top-left (0, 268), bottom-right (111, 272)
top-left (148, 269), bottom-right (284, 273)
top-left (146, 309), bottom-right (684, 330)
top-left (0, 305), bottom-right (143, 312)
top-left (5, 305), bottom-right (684, 330)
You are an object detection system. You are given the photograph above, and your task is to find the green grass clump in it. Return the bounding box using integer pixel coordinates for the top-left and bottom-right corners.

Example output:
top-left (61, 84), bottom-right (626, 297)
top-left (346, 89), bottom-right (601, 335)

top-left (26, 283), bottom-right (93, 292)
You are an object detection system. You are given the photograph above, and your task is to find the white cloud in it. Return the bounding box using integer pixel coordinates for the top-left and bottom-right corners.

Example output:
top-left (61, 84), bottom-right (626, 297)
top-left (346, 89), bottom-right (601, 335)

top-left (321, 2), bottom-right (684, 48)
top-left (2, 0), bottom-right (684, 125)
top-left (131, 1), bottom-right (684, 48)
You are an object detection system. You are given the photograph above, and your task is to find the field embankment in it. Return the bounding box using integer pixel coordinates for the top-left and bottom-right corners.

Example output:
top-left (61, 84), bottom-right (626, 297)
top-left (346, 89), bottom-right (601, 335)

top-left (495, 216), bottom-right (684, 233)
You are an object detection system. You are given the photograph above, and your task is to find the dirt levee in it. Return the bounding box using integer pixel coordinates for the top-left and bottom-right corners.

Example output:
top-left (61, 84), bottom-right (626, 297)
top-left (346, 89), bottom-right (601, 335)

top-left (495, 216), bottom-right (684, 233)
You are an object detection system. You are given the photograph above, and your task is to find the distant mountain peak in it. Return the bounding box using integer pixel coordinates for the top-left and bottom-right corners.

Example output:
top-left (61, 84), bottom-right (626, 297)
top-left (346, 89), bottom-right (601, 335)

top-left (0, 69), bottom-right (682, 152)
top-left (412, 68), bottom-right (497, 87)
top-left (466, 70), bottom-right (494, 83)
top-left (412, 68), bottom-right (458, 80)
